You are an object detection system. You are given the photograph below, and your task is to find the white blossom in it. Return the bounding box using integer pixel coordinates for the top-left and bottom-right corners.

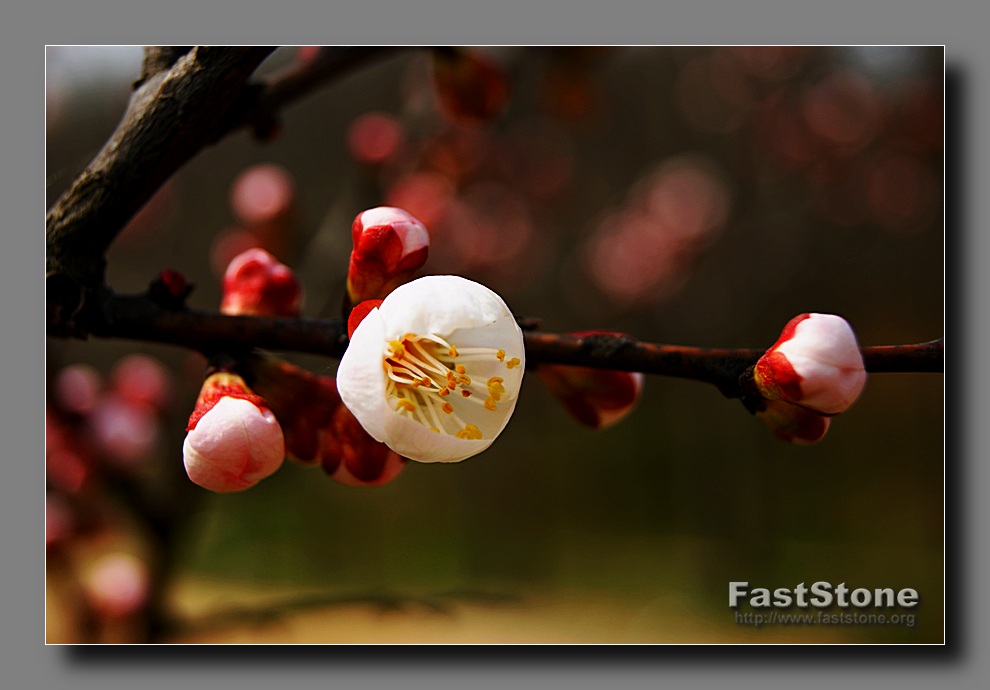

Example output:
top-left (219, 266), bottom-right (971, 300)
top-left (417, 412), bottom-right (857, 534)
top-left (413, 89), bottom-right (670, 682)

top-left (337, 275), bottom-right (525, 463)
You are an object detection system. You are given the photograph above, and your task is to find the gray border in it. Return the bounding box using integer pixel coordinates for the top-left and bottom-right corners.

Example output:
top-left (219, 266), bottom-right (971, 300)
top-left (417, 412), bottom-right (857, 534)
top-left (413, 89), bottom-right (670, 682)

top-left (17, 0), bottom-right (985, 688)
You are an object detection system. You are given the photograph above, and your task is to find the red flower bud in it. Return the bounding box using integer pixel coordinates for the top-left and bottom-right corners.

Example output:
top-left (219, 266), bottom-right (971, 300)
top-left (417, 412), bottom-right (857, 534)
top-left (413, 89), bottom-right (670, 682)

top-left (247, 356), bottom-right (344, 465)
top-left (220, 248), bottom-right (302, 317)
top-left (148, 269), bottom-right (192, 308)
top-left (535, 331), bottom-right (644, 429)
top-left (183, 372), bottom-right (285, 492)
top-left (319, 404), bottom-right (406, 487)
top-left (755, 399), bottom-right (831, 445)
top-left (430, 49), bottom-right (510, 126)
top-left (346, 207), bottom-right (429, 305)
top-left (754, 313), bottom-right (867, 415)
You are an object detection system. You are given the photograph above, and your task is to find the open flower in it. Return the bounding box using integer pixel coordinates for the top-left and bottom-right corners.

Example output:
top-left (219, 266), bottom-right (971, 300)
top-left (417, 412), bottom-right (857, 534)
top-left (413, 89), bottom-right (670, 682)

top-left (753, 313), bottom-right (867, 415)
top-left (183, 372), bottom-right (285, 492)
top-left (337, 275), bottom-right (525, 463)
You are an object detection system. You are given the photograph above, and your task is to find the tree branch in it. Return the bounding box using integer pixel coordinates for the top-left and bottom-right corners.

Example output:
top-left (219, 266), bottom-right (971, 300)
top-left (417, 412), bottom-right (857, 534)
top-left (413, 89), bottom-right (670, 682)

top-left (84, 291), bottom-right (943, 398)
top-left (46, 46), bottom-right (403, 337)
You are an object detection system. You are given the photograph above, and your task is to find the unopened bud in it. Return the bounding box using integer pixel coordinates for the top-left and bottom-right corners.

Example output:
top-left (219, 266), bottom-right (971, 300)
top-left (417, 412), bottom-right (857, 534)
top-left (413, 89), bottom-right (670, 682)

top-left (536, 365), bottom-right (643, 430)
top-left (753, 313), bottom-right (867, 415)
top-left (346, 207), bottom-right (429, 305)
top-left (319, 404), bottom-right (406, 487)
top-left (220, 248), bottom-right (302, 317)
top-left (246, 356), bottom-right (343, 465)
top-left (148, 269), bottom-right (192, 309)
top-left (430, 48), bottom-right (510, 126)
top-left (535, 331), bottom-right (644, 429)
top-left (755, 399), bottom-right (830, 445)
top-left (82, 552), bottom-right (150, 619)
top-left (183, 372), bottom-right (285, 492)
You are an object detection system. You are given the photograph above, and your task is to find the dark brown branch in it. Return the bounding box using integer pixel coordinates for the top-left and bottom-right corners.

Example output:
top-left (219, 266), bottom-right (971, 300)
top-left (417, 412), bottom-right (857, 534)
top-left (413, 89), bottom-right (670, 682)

top-left (84, 291), bottom-right (943, 398)
top-left (46, 47), bottom-right (276, 333)
top-left (47, 48), bottom-right (275, 276)
top-left (46, 46), bottom-right (402, 337)
top-left (231, 47), bottom-right (405, 135)
top-left (135, 46), bottom-right (193, 87)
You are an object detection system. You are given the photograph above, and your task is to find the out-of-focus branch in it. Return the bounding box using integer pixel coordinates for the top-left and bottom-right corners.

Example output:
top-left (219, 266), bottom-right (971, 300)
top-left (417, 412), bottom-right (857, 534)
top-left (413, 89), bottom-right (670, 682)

top-left (232, 47), bottom-right (405, 137)
top-left (86, 291), bottom-right (944, 399)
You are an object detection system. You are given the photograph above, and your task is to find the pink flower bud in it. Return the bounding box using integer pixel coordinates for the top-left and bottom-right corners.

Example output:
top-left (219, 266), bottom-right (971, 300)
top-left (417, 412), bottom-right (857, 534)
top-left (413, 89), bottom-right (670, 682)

top-left (220, 248), bottom-right (302, 317)
top-left (247, 356), bottom-right (343, 465)
top-left (536, 365), bottom-right (644, 430)
top-left (430, 49), bottom-right (510, 126)
top-left (88, 394), bottom-right (160, 466)
top-left (109, 354), bottom-right (173, 411)
top-left (346, 112), bottom-right (405, 166)
top-left (755, 399), bottom-right (831, 445)
top-left (753, 313), bottom-right (867, 415)
top-left (534, 331), bottom-right (644, 429)
top-left (319, 404), bottom-right (406, 487)
top-left (347, 207), bottom-right (429, 304)
top-left (83, 552), bottom-right (150, 619)
top-left (183, 372), bottom-right (285, 492)
top-left (54, 364), bottom-right (103, 415)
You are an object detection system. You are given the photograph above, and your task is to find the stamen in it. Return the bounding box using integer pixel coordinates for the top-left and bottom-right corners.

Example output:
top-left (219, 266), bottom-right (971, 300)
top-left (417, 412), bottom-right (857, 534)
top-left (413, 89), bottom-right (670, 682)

top-left (383, 331), bottom-right (515, 439)
top-left (455, 424), bottom-right (483, 440)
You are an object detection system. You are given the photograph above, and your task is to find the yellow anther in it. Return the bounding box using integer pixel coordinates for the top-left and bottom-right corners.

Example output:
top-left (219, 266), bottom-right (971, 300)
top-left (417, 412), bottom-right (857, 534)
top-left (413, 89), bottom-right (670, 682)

top-left (395, 398), bottom-right (416, 413)
top-left (456, 424), bottom-right (483, 440)
top-left (439, 387), bottom-right (450, 397)
top-left (442, 402), bottom-right (454, 415)
top-left (457, 374), bottom-right (472, 386)
top-left (506, 357), bottom-right (521, 369)
top-left (430, 427), bottom-right (440, 433)
top-left (496, 349), bottom-right (506, 363)
top-left (455, 364), bottom-right (466, 374)
top-left (388, 340), bottom-right (405, 357)
top-left (448, 346), bottom-right (458, 357)
top-left (484, 397), bottom-right (498, 412)
top-left (487, 377), bottom-right (505, 401)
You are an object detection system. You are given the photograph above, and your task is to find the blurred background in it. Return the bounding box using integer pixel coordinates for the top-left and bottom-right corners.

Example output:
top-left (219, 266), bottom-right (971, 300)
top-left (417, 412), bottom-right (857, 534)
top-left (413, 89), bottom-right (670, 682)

top-left (46, 46), bottom-right (944, 643)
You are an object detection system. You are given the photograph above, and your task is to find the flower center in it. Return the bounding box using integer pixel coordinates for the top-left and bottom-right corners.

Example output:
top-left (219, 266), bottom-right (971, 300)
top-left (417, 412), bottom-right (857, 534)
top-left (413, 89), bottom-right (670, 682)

top-left (383, 332), bottom-right (521, 439)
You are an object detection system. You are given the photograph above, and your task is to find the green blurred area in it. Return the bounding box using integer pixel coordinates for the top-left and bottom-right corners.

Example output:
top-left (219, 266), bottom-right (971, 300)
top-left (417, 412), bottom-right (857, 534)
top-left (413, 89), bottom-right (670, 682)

top-left (46, 46), bottom-right (944, 643)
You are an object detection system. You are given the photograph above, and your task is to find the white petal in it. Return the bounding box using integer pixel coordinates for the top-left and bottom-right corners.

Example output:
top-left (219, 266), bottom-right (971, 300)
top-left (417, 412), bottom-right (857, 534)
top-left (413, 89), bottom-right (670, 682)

top-left (337, 307), bottom-right (389, 443)
top-left (377, 275), bottom-right (514, 340)
top-left (383, 412), bottom-right (493, 463)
